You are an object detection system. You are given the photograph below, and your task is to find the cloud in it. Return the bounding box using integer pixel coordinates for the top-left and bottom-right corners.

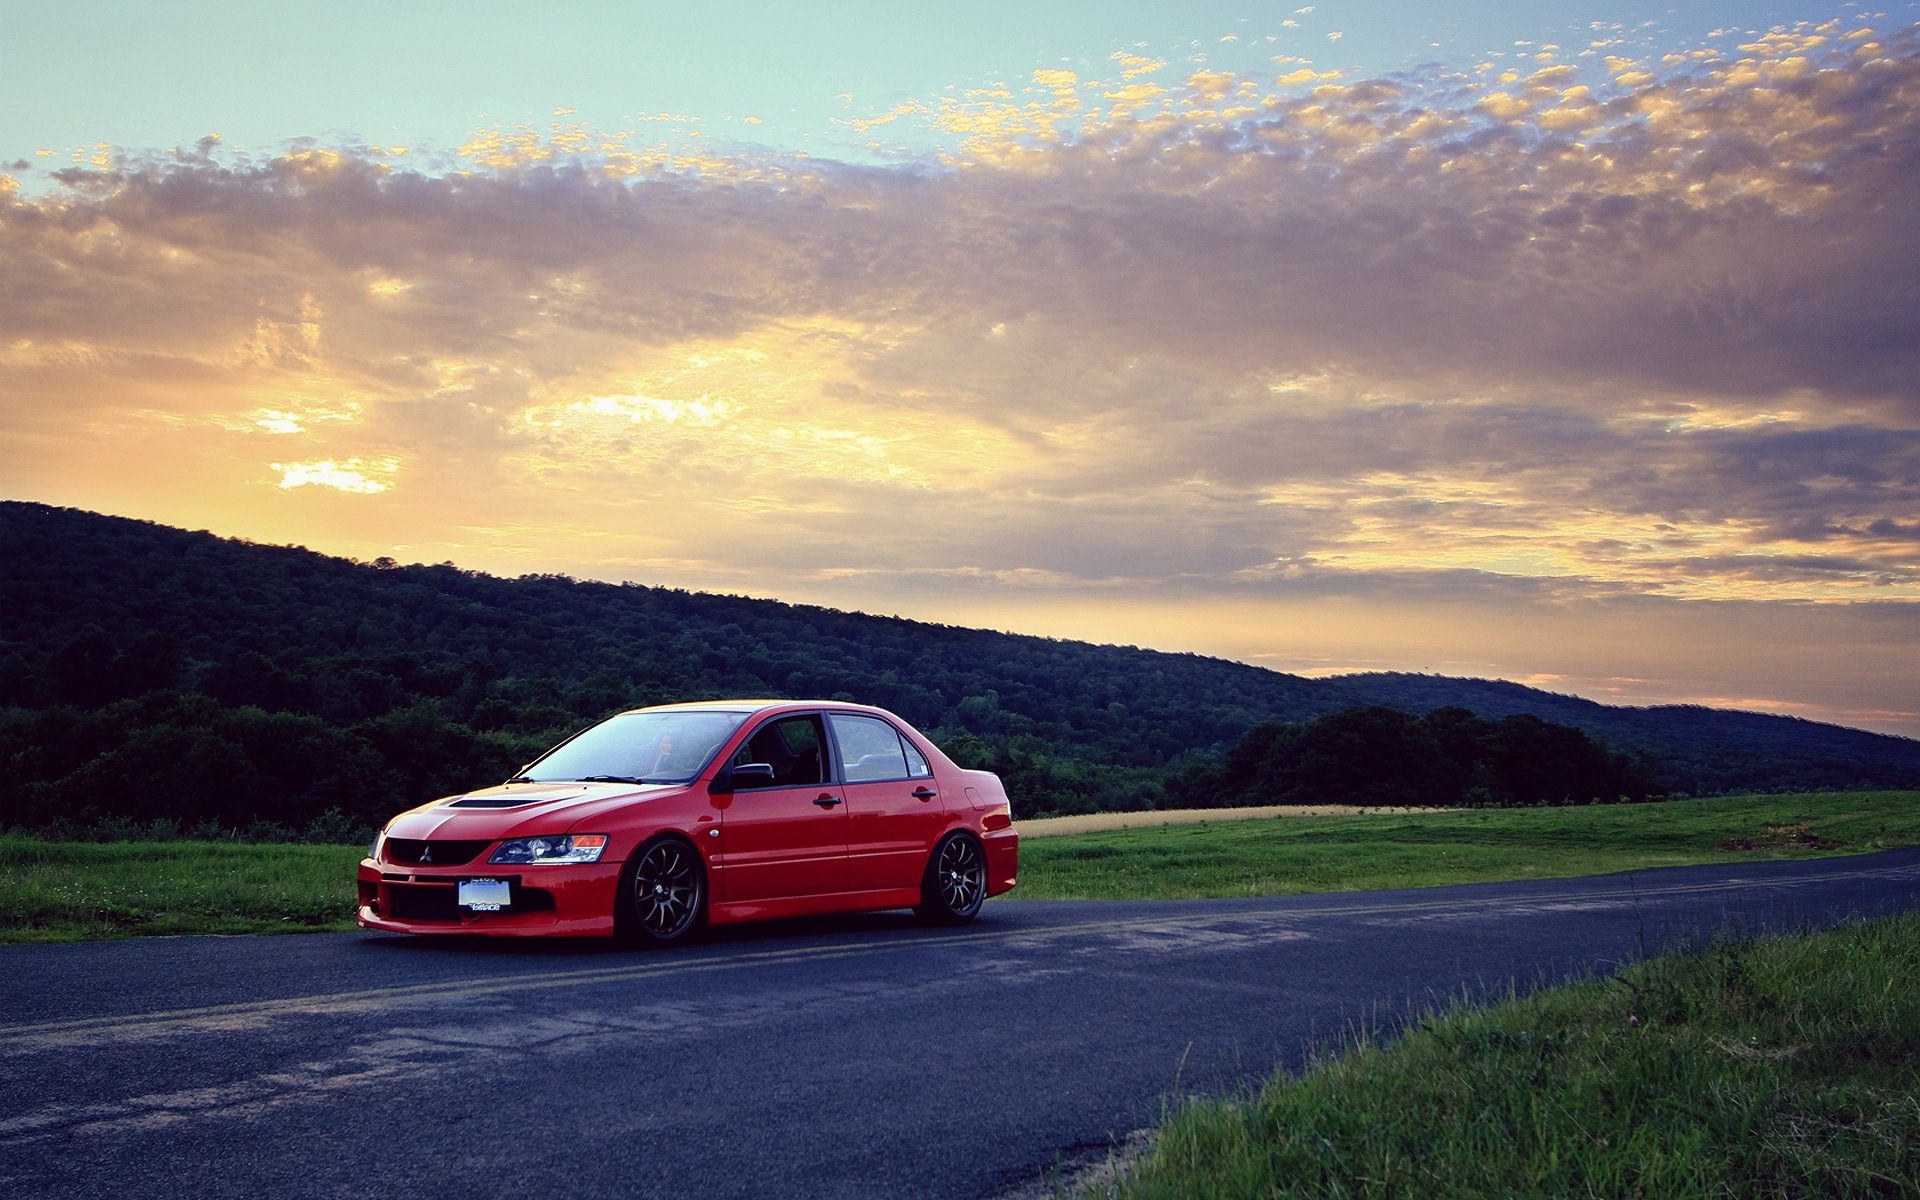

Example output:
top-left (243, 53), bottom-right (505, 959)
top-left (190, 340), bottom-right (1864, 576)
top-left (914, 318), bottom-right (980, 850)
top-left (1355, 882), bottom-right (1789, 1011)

top-left (1, 16), bottom-right (1917, 729)
top-left (273, 457), bottom-right (399, 493)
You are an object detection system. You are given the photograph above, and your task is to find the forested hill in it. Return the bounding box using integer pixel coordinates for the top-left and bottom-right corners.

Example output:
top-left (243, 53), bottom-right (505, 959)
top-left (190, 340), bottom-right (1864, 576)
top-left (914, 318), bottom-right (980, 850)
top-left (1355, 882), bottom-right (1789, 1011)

top-left (3, 501), bottom-right (1917, 831)
top-left (1317, 674), bottom-right (1920, 797)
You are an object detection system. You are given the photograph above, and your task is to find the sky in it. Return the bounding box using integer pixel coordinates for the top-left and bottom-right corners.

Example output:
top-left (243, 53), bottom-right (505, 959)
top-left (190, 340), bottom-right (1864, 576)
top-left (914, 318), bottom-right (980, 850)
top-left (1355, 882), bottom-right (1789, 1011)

top-left (4, 1), bottom-right (1919, 736)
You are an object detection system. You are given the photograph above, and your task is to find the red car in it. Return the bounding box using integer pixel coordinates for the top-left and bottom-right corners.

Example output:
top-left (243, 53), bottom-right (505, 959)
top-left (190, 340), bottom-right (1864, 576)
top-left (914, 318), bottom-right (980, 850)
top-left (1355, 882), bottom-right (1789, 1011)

top-left (357, 700), bottom-right (1018, 943)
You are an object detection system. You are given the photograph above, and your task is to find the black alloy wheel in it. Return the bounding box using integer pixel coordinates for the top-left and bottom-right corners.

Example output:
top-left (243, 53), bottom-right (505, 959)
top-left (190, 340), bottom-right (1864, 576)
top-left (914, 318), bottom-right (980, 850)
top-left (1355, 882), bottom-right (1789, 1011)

top-left (622, 837), bottom-right (706, 945)
top-left (917, 832), bottom-right (987, 925)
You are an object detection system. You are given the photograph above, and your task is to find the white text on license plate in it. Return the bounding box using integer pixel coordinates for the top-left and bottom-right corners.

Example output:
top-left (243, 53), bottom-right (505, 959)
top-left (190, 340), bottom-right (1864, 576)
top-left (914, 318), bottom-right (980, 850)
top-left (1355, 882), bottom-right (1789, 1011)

top-left (459, 878), bottom-right (511, 911)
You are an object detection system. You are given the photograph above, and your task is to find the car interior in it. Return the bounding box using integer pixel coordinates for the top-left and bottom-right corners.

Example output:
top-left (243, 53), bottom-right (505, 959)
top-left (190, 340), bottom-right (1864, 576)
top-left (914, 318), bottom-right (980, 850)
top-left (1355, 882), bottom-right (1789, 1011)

top-left (734, 716), bottom-right (825, 787)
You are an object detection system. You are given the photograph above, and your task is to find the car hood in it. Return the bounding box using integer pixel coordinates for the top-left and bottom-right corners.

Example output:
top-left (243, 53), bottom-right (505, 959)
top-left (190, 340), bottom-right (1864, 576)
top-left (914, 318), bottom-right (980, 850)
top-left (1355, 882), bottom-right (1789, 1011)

top-left (384, 780), bottom-right (689, 840)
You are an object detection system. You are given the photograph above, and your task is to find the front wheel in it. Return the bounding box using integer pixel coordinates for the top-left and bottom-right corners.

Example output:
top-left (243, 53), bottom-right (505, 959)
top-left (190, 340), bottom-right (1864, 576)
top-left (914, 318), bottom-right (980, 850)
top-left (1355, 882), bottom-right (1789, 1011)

top-left (916, 832), bottom-right (987, 925)
top-left (618, 837), bottom-right (707, 946)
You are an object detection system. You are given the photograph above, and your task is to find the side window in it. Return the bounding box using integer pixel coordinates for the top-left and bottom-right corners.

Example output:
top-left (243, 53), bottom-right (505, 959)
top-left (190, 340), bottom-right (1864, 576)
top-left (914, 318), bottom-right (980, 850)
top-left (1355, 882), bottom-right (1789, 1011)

top-left (828, 714), bottom-right (910, 782)
top-left (901, 738), bottom-right (932, 779)
top-left (732, 715), bottom-right (825, 788)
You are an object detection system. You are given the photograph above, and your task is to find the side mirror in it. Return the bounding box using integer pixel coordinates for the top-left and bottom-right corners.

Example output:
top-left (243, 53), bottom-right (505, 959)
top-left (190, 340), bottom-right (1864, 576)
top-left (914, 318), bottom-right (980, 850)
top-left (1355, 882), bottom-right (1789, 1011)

top-left (710, 762), bottom-right (776, 793)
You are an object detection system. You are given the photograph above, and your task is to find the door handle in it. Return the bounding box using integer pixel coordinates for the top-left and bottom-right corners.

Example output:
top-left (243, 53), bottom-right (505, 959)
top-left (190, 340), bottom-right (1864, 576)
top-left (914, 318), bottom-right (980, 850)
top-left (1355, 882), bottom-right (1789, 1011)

top-left (813, 794), bottom-right (842, 808)
top-left (912, 787), bottom-right (938, 801)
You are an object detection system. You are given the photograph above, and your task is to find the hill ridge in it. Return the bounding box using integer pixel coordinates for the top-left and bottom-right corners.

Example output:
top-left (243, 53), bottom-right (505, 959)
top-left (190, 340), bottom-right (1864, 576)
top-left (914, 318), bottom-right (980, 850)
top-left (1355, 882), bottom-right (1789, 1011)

top-left (3, 500), bottom-right (1916, 828)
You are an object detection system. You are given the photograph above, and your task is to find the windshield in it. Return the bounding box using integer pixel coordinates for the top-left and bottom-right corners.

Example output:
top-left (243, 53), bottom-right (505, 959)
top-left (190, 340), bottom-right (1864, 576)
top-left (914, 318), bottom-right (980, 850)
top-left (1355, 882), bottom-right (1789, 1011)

top-left (518, 710), bottom-right (750, 785)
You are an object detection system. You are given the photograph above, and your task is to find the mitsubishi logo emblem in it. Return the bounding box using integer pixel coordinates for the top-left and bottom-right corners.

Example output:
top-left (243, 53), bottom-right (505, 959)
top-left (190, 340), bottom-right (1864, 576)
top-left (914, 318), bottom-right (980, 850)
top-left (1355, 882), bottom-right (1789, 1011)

top-left (419, 845), bottom-right (433, 863)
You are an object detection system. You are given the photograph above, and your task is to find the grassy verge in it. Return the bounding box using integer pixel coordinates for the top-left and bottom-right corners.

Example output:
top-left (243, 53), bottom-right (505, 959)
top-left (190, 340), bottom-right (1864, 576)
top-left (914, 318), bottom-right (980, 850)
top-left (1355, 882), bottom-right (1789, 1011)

top-left (1018, 790), bottom-right (1920, 900)
top-left (1084, 910), bottom-right (1920, 1198)
top-left (0, 838), bottom-right (365, 943)
top-left (2, 791), bottom-right (1914, 943)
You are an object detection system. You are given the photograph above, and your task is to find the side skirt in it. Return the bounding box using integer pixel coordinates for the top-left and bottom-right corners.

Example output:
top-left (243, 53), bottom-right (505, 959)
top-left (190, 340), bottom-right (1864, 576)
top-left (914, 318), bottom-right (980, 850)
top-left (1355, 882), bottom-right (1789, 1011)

top-left (708, 886), bottom-right (923, 926)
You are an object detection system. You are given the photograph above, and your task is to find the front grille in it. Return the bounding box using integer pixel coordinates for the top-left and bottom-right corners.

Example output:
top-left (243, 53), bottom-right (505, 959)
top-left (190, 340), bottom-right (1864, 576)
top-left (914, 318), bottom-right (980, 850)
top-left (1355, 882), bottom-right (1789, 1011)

top-left (384, 838), bottom-right (491, 866)
top-left (386, 881), bottom-right (555, 923)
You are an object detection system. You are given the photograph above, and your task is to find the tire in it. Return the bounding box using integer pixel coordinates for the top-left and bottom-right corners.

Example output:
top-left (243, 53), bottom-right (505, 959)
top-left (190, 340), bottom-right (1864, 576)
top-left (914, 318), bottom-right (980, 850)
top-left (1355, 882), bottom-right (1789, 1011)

top-left (617, 836), bottom-right (707, 946)
top-left (916, 831), bottom-right (987, 925)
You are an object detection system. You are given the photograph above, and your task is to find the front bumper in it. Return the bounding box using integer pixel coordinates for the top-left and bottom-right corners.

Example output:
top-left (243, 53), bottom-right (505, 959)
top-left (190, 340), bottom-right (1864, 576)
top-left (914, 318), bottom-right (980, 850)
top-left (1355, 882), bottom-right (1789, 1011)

top-left (356, 858), bottom-right (623, 937)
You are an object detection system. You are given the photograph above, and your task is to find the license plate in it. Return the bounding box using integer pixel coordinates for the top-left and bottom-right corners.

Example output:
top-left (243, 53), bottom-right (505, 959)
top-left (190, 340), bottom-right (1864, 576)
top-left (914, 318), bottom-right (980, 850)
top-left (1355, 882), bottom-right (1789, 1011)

top-left (458, 878), bottom-right (511, 911)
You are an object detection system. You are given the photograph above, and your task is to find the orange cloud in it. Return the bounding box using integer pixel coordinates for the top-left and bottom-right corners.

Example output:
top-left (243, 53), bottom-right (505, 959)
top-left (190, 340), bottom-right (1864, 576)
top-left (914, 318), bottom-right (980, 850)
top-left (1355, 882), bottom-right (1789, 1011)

top-left (3, 18), bottom-right (1918, 733)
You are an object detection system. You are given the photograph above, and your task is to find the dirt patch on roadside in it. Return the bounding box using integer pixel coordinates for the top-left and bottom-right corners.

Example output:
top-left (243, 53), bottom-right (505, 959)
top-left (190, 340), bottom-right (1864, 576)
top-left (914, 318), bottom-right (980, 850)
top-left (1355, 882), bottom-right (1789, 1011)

top-left (1714, 823), bottom-right (1844, 852)
top-left (988, 1127), bottom-right (1157, 1199)
top-left (1020, 804), bottom-right (1418, 839)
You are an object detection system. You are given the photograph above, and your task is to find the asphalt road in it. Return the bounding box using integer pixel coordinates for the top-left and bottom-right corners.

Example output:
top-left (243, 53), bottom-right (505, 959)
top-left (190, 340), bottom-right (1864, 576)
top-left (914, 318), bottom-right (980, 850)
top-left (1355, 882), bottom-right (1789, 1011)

top-left (3, 848), bottom-right (1918, 1199)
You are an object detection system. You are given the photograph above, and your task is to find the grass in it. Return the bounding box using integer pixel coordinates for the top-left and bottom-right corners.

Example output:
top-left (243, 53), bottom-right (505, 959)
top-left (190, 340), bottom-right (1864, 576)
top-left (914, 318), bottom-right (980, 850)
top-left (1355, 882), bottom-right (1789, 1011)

top-left (1017, 790), bottom-right (1920, 900)
top-left (1, 791), bottom-right (1914, 942)
top-left (0, 838), bottom-right (365, 943)
top-left (1081, 910), bottom-right (1920, 1198)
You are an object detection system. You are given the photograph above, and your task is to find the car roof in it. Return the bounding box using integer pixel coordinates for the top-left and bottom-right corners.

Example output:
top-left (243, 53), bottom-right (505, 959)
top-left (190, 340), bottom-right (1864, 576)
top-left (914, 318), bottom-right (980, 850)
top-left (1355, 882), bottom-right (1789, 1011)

top-left (619, 699), bottom-right (891, 717)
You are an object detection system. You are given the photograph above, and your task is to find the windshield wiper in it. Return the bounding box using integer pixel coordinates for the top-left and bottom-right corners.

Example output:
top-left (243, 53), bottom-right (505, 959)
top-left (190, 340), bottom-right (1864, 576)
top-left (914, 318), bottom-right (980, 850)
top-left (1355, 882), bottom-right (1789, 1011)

top-left (575, 774), bottom-right (660, 785)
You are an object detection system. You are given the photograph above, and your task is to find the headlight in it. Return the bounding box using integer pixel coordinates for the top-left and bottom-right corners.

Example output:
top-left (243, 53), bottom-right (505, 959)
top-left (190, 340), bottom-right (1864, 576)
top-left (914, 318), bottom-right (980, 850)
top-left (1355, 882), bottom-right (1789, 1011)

top-left (489, 834), bottom-right (610, 865)
top-left (369, 829), bottom-right (386, 860)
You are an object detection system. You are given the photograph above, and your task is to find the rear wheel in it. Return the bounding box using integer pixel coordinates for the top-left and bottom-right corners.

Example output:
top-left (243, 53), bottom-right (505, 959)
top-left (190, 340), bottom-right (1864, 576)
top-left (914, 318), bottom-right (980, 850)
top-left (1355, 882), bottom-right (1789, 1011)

top-left (618, 837), bottom-right (706, 946)
top-left (916, 832), bottom-right (987, 925)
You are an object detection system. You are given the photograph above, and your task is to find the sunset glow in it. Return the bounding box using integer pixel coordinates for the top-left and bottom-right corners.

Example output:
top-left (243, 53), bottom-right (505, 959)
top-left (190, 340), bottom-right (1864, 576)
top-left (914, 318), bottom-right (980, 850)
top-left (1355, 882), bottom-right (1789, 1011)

top-left (4, 2), bottom-right (1918, 734)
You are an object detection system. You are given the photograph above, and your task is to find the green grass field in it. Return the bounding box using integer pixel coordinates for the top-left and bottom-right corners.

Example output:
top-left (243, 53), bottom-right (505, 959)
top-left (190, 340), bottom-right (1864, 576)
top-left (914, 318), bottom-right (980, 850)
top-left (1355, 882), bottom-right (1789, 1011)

top-left (0, 839), bottom-right (365, 943)
top-left (1018, 791), bottom-right (1920, 901)
top-left (0, 791), bottom-right (1914, 942)
top-left (1083, 909), bottom-right (1920, 1198)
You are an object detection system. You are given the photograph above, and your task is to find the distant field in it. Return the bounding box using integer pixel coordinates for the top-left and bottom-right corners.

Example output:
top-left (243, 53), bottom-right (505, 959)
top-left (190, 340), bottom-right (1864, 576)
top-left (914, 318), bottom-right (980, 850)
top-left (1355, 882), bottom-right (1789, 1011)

top-left (1, 791), bottom-right (1915, 942)
top-left (1018, 804), bottom-right (1413, 837)
top-left (1015, 791), bottom-right (1920, 900)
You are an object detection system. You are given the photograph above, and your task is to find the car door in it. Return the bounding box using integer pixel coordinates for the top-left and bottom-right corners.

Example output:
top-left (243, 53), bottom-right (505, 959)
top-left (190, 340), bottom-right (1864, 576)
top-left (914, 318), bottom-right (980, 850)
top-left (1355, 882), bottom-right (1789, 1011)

top-left (716, 713), bottom-right (850, 902)
top-left (827, 713), bottom-right (948, 891)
